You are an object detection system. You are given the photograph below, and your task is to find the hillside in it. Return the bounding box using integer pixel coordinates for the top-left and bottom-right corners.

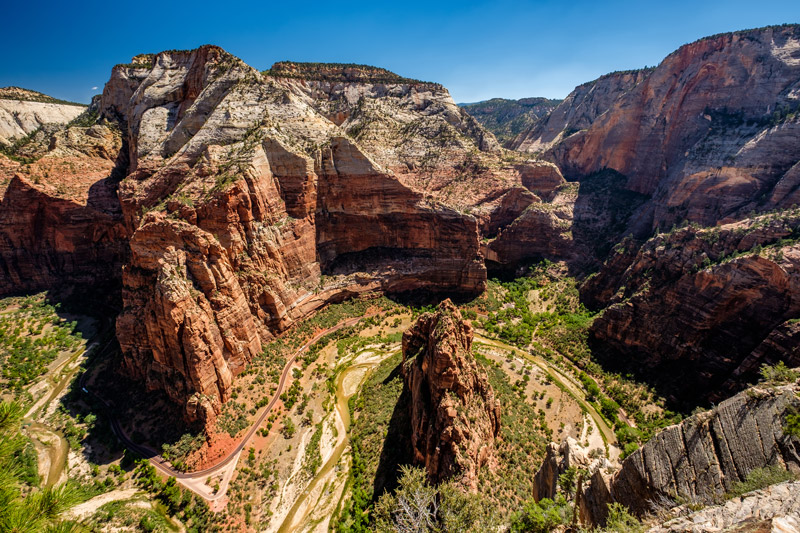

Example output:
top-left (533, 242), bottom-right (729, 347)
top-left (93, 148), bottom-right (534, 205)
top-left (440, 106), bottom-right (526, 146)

top-left (0, 87), bottom-right (86, 146)
top-left (460, 97), bottom-right (561, 145)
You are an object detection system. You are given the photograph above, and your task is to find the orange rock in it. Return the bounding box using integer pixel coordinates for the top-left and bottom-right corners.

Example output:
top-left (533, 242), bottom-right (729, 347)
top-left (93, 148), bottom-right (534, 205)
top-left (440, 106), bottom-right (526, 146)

top-left (402, 299), bottom-right (501, 491)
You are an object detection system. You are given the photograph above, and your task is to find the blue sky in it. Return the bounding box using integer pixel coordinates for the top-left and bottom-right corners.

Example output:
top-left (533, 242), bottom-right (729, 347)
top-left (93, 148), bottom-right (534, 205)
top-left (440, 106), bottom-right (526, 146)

top-left (2, 0), bottom-right (799, 104)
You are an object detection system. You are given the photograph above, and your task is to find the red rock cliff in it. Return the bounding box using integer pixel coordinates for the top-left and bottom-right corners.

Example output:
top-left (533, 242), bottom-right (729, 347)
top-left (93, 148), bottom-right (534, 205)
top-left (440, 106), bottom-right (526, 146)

top-left (99, 46), bottom-right (491, 426)
top-left (549, 25), bottom-right (800, 230)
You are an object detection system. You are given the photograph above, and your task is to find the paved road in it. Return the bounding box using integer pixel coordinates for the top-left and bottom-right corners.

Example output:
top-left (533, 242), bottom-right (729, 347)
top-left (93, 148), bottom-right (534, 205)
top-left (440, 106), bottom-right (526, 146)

top-left (83, 313), bottom-right (377, 497)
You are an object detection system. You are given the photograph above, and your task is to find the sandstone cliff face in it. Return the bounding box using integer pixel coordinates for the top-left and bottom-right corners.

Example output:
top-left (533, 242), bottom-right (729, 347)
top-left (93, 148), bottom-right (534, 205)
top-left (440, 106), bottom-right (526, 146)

top-left (0, 115), bottom-right (128, 299)
top-left (274, 63), bottom-right (568, 242)
top-left (549, 25), bottom-right (800, 231)
top-left (401, 299), bottom-right (501, 491)
top-left (95, 47), bottom-right (493, 426)
top-left (0, 175), bottom-right (127, 296)
top-left (510, 69), bottom-right (651, 154)
top-left (577, 381), bottom-right (800, 525)
top-left (586, 211), bottom-right (800, 407)
top-left (0, 89), bottom-right (86, 145)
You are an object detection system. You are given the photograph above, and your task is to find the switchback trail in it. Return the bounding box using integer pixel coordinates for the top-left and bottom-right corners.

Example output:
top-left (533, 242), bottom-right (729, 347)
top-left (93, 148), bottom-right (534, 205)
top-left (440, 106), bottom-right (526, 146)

top-left (83, 311), bottom-right (381, 502)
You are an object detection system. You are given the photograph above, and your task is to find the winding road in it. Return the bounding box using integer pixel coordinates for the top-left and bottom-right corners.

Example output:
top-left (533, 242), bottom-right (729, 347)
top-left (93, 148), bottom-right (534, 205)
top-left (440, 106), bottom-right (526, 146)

top-left (81, 313), bottom-right (378, 504)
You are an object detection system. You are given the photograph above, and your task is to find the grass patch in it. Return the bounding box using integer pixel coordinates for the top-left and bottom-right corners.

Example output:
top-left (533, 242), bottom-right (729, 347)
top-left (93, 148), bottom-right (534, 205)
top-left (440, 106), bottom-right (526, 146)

top-left (475, 352), bottom-right (547, 512)
top-left (333, 351), bottom-right (407, 532)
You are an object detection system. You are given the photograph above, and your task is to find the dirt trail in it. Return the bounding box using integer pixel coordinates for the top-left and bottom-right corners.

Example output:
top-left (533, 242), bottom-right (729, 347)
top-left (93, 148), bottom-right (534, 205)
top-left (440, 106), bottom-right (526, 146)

top-left (25, 422), bottom-right (68, 487)
top-left (66, 488), bottom-right (140, 520)
top-left (276, 353), bottom-right (394, 533)
top-left (474, 333), bottom-right (618, 448)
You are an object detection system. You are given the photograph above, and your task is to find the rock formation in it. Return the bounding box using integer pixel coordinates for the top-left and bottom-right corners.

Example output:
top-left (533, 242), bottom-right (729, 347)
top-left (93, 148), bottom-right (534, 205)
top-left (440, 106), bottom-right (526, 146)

top-left (548, 25), bottom-right (800, 231)
top-left (575, 379), bottom-right (800, 525)
top-left (401, 299), bottom-right (501, 491)
top-left (510, 69), bottom-right (651, 154)
top-left (2, 24), bottom-right (800, 432)
top-left (0, 175), bottom-right (127, 297)
top-left (533, 437), bottom-right (613, 502)
top-left (585, 210), bottom-right (800, 407)
top-left (648, 481), bottom-right (800, 532)
top-left (0, 87), bottom-right (86, 145)
top-left (0, 108), bottom-right (128, 300)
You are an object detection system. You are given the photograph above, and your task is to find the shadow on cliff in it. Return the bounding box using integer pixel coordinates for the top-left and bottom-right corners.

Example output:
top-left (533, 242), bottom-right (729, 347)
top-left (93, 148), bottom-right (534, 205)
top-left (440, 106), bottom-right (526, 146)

top-left (53, 310), bottom-right (199, 473)
top-left (371, 364), bottom-right (413, 500)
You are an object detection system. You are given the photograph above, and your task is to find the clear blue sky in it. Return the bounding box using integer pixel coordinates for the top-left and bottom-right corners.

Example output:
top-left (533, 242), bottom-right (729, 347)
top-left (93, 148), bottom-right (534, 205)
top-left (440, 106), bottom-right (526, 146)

top-left (2, 0), bottom-right (799, 104)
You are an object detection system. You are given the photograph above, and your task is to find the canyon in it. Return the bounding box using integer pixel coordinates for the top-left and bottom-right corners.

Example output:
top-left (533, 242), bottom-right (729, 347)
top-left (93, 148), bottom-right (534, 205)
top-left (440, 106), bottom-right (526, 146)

top-left (1, 22), bottom-right (800, 531)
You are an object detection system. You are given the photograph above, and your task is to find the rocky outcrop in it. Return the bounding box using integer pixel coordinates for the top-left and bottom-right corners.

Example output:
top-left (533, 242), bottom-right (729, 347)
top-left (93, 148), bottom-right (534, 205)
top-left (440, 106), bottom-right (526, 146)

top-left (533, 437), bottom-right (613, 502)
top-left (587, 210), bottom-right (800, 407)
top-left (577, 381), bottom-right (800, 525)
top-left (401, 299), bottom-right (501, 491)
top-left (648, 481), bottom-right (800, 532)
top-left (549, 25), bottom-right (800, 231)
top-left (510, 69), bottom-right (651, 154)
top-left (0, 88), bottom-right (86, 145)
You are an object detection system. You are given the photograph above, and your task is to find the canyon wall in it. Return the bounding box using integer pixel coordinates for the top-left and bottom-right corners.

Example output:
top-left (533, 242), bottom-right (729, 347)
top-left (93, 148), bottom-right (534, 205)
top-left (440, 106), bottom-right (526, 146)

top-left (510, 69), bottom-right (651, 154)
top-left (0, 116), bottom-right (128, 300)
top-left (549, 25), bottom-right (800, 231)
top-left (98, 47), bottom-right (505, 425)
top-left (585, 211), bottom-right (800, 407)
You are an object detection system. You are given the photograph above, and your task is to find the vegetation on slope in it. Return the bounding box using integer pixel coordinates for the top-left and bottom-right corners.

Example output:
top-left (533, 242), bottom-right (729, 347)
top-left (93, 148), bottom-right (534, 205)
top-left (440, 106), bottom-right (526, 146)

top-left (460, 97), bottom-right (561, 145)
top-left (0, 293), bottom-right (85, 393)
top-left (0, 86), bottom-right (86, 106)
top-left (265, 61), bottom-right (436, 85)
top-left (477, 262), bottom-right (682, 456)
top-left (0, 401), bottom-right (84, 532)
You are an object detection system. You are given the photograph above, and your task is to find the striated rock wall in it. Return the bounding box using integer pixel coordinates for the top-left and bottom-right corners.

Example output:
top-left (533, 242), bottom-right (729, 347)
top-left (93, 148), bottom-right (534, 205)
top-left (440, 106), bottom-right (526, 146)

top-left (578, 381), bottom-right (800, 525)
top-left (549, 25), bottom-right (800, 231)
top-left (510, 69), bottom-right (651, 154)
top-left (0, 175), bottom-right (127, 297)
top-left (401, 299), bottom-right (501, 491)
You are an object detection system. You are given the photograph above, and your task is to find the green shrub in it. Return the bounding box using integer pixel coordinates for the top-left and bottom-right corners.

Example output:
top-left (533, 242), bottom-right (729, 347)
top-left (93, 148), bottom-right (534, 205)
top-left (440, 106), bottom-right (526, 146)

top-left (785, 406), bottom-right (800, 438)
top-left (601, 502), bottom-right (644, 533)
top-left (726, 465), bottom-right (796, 498)
top-left (759, 361), bottom-right (798, 384)
top-left (508, 496), bottom-right (571, 533)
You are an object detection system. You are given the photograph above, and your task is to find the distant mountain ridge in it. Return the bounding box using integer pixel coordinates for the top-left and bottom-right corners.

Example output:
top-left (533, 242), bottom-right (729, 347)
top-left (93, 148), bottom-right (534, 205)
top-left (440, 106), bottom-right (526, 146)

top-left (459, 97), bottom-right (561, 145)
top-left (0, 87), bottom-right (86, 146)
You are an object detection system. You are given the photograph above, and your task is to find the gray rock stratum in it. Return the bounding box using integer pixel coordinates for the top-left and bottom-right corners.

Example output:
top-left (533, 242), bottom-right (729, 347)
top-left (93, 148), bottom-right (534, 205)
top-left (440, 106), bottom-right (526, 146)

top-left (576, 380), bottom-right (800, 525)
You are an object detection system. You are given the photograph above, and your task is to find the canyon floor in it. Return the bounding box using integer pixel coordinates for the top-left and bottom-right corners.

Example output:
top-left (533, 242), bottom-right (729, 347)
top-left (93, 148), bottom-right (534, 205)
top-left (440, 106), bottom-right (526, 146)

top-left (0, 263), bottom-right (698, 532)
